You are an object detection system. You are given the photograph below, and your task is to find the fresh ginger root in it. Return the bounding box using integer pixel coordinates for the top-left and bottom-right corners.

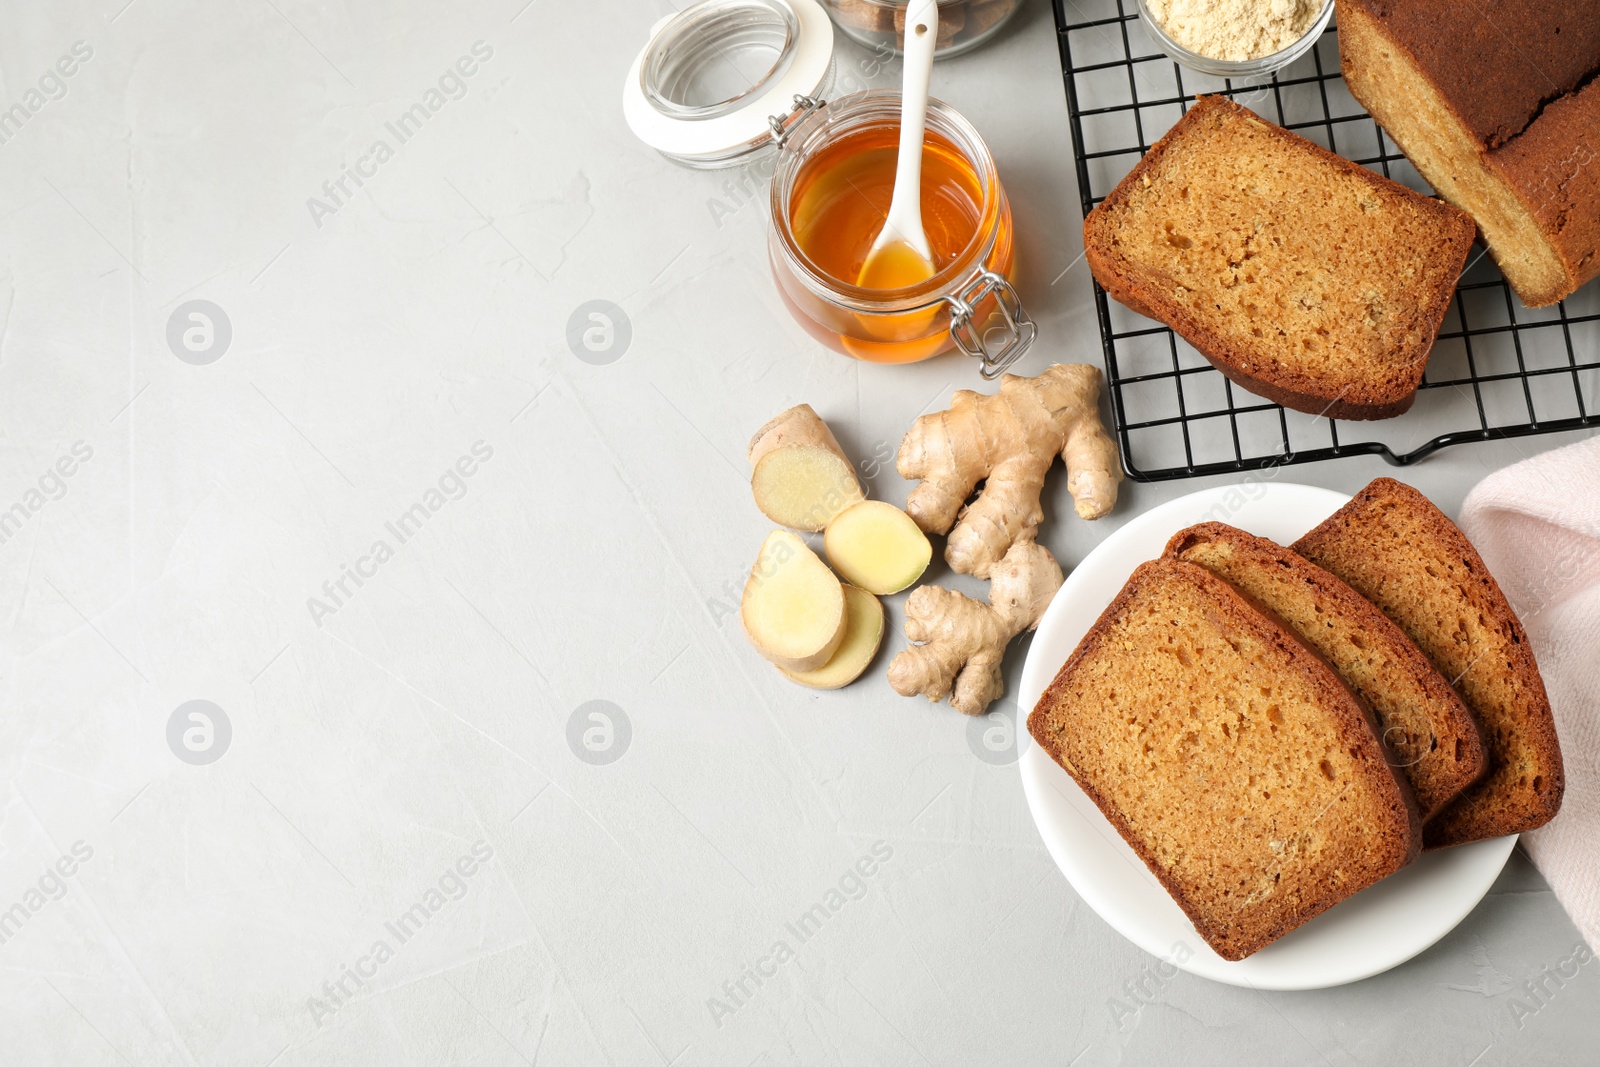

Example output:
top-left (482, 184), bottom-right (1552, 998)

top-left (748, 404), bottom-right (865, 531)
top-left (898, 364), bottom-right (1121, 579)
top-left (887, 538), bottom-right (1064, 715)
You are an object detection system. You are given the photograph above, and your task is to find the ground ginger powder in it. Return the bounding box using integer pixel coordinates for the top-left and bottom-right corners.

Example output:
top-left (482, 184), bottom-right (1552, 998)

top-left (1147, 0), bottom-right (1320, 61)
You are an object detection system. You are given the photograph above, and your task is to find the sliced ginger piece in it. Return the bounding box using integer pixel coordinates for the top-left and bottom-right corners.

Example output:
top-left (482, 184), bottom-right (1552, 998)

top-left (741, 530), bottom-right (847, 672)
top-left (749, 405), bottom-right (865, 531)
top-left (752, 448), bottom-right (862, 531)
top-left (823, 500), bottom-right (932, 595)
top-left (780, 585), bottom-right (884, 689)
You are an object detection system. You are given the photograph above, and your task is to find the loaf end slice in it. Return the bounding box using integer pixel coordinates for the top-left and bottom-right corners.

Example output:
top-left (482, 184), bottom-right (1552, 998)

top-left (1083, 94), bottom-right (1475, 420)
top-left (1166, 522), bottom-right (1486, 822)
top-left (1028, 559), bottom-right (1420, 960)
top-left (1337, 0), bottom-right (1600, 306)
top-left (1293, 478), bottom-right (1565, 847)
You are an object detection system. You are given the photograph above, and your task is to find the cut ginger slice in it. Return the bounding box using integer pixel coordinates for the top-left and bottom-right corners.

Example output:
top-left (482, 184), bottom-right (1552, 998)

top-left (751, 447), bottom-right (863, 531)
top-left (741, 530), bottom-right (846, 672)
top-left (823, 500), bottom-right (932, 595)
top-left (781, 586), bottom-right (884, 689)
top-left (748, 405), bottom-right (865, 531)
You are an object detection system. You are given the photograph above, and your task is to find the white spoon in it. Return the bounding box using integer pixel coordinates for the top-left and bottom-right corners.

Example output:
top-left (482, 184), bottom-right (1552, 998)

top-left (856, 0), bottom-right (939, 291)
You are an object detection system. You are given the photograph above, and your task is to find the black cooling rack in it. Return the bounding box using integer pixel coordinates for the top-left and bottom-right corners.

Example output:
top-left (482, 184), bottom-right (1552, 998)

top-left (1052, 0), bottom-right (1600, 481)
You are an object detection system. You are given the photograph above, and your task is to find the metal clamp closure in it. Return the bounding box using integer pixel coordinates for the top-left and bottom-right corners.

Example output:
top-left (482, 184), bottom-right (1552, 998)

top-left (768, 94), bottom-right (824, 149)
top-left (946, 270), bottom-right (1035, 379)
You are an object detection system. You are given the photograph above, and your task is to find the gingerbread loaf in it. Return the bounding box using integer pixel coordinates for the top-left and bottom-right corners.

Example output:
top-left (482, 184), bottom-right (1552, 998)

top-left (1083, 95), bottom-right (1475, 420)
top-left (1337, 1), bottom-right (1600, 306)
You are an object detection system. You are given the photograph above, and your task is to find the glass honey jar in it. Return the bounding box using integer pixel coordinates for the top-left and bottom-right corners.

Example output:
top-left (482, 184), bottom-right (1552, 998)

top-left (767, 90), bottom-right (1030, 374)
top-left (624, 0), bottom-right (1034, 377)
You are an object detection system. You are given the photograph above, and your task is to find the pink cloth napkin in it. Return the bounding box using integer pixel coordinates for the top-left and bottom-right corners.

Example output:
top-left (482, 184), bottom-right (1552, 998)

top-left (1459, 435), bottom-right (1600, 951)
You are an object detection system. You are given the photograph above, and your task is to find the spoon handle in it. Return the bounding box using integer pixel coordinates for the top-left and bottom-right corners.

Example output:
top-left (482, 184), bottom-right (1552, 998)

top-left (887, 0), bottom-right (938, 259)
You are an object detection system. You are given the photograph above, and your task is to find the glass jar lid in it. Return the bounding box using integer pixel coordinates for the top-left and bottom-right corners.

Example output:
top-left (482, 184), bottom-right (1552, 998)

top-left (623, 0), bottom-right (835, 168)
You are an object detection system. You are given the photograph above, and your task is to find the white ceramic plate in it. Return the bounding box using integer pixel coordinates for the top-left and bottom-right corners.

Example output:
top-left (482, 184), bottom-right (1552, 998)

top-left (1018, 482), bottom-right (1515, 990)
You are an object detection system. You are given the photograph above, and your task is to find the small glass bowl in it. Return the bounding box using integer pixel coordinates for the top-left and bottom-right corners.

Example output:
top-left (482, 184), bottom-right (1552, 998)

top-left (1135, 0), bottom-right (1334, 78)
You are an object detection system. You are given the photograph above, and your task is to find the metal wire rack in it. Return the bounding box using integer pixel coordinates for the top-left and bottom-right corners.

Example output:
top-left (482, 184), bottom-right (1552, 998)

top-left (1052, 0), bottom-right (1600, 481)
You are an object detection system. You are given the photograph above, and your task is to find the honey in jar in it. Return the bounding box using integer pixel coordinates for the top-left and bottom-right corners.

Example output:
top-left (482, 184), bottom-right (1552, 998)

top-left (767, 91), bottom-right (1030, 373)
top-left (791, 126), bottom-right (985, 287)
top-left (792, 124), bottom-right (994, 359)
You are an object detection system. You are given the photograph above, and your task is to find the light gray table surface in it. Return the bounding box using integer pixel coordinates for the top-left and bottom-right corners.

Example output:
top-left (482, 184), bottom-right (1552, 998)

top-left (1, 0), bottom-right (1596, 1064)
